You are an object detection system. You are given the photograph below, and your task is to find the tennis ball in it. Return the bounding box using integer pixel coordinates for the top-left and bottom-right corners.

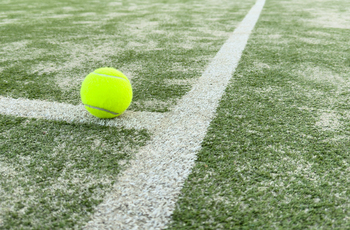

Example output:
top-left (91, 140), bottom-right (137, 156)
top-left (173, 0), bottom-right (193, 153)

top-left (80, 67), bottom-right (133, 118)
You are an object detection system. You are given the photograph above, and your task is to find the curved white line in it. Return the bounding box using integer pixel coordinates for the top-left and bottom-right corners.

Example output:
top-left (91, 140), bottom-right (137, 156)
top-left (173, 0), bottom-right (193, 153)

top-left (93, 72), bottom-right (128, 81)
top-left (84, 104), bottom-right (119, 115)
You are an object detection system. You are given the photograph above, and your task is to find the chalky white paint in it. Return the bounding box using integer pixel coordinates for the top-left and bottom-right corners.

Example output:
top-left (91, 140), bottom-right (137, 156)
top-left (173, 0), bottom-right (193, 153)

top-left (84, 0), bottom-right (266, 229)
top-left (0, 96), bottom-right (164, 130)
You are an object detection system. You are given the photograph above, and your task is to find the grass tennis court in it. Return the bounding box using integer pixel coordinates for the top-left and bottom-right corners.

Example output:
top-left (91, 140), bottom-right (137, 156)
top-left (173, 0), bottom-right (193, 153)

top-left (169, 0), bottom-right (350, 228)
top-left (1, 0), bottom-right (350, 229)
top-left (0, 0), bottom-right (254, 112)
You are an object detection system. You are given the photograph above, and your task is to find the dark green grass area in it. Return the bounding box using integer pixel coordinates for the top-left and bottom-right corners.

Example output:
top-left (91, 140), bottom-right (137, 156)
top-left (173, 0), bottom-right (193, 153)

top-left (0, 0), bottom-right (255, 112)
top-left (169, 0), bottom-right (350, 229)
top-left (0, 115), bottom-right (150, 229)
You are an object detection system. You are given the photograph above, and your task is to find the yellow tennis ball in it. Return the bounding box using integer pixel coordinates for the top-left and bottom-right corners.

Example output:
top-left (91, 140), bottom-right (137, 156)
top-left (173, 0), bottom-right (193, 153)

top-left (80, 67), bottom-right (133, 118)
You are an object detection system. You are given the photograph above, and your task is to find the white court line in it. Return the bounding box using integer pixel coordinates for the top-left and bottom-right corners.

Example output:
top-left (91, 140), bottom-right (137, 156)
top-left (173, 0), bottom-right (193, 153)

top-left (84, 0), bottom-right (266, 229)
top-left (0, 96), bottom-right (164, 130)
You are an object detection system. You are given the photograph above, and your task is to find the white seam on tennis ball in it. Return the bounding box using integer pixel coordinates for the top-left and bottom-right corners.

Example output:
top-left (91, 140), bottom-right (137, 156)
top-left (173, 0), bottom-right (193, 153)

top-left (92, 72), bottom-right (128, 81)
top-left (0, 96), bottom-right (164, 130)
top-left (84, 104), bottom-right (119, 115)
top-left (84, 0), bottom-right (266, 229)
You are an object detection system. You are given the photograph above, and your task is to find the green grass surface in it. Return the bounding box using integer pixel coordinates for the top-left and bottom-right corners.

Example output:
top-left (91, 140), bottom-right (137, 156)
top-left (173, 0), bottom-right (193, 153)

top-left (0, 115), bottom-right (150, 229)
top-left (2, 0), bottom-right (350, 228)
top-left (169, 0), bottom-right (350, 229)
top-left (0, 0), bottom-right (255, 112)
top-left (0, 0), bottom-right (257, 228)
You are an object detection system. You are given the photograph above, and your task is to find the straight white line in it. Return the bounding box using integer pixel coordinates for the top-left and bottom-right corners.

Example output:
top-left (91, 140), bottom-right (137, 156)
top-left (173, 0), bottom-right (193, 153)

top-left (84, 0), bottom-right (266, 229)
top-left (0, 96), bottom-right (164, 130)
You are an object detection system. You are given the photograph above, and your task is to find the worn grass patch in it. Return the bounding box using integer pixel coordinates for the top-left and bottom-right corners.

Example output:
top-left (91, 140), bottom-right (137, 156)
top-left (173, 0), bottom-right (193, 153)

top-left (0, 0), bottom-right (255, 112)
top-left (0, 115), bottom-right (150, 229)
top-left (169, 0), bottom-right (350, 228)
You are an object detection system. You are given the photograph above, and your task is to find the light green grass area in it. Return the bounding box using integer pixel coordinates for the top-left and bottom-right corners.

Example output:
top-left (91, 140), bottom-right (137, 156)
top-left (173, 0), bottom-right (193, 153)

top-left (169, 0), bottom-right (350, 229)
top-left (0, 0), bottom-right (259, 229)
top-left (0, 114), bottom-right (150, 229)
top-left (0, 0), bottom-right (255, 112)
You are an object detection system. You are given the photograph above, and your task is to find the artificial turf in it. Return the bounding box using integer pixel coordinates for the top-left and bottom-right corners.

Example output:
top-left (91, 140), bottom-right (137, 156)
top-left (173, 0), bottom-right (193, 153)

top-left (0, 115), bottom-right (150, 229)
top-left (0, 0), bottom-right (255, 112)
top-left (0, 0), bottom-right (258, 228)
top-left (2, 0), bottom-right (349, 228)
top-left (168, 0), bottom-right (350, 228)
